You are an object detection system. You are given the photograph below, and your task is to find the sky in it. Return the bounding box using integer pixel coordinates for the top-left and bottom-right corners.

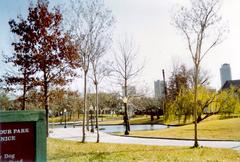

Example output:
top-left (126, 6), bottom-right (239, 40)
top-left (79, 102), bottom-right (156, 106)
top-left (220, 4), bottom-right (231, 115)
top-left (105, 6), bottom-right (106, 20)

top-left (0, 0), bottom-right (240, 96)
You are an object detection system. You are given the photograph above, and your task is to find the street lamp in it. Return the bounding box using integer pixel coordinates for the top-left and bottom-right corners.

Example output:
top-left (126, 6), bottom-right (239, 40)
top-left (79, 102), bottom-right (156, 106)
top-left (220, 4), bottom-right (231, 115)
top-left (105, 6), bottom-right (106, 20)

top-left (123, 97), bottom-right (128, 104)
top-left (123, 97), bottom-right (129, 135)
top-left (64, 108), bottom-right (67, 128)
top-left (60, 111), bottom-right (63, 124)
top-left (89, 105), bottom-right (94, 133)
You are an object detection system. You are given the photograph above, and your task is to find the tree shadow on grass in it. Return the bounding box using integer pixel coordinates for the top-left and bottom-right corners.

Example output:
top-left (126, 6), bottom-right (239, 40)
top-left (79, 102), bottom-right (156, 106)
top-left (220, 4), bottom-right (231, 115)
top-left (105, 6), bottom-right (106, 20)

top-left (49, 152), bottom-right (112, 161)
top-left (49, 144), bottom-right (200, 161)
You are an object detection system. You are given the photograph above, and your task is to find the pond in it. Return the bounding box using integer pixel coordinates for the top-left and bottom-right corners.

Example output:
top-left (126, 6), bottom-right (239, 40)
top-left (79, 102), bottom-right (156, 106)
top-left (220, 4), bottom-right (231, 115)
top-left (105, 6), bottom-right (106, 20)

top-left (98, 124), bottom-right (170, 133)
top-left (51, 123), bottom-right (170, 133)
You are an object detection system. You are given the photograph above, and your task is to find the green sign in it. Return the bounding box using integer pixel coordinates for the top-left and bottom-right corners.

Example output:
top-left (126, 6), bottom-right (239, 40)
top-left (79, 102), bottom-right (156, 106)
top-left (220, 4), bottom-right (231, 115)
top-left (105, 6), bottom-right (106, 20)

top-left (0, 110), bottom-right (46, 162)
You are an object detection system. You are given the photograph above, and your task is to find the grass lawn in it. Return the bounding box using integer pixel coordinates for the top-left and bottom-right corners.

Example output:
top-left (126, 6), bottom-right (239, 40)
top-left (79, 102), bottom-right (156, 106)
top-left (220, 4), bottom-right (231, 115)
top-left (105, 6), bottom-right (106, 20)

top-left (49, 114), bottom-right (123, 124)
top-left (123, 118), bottom-right (240, 140)
top-left (50, 114), bottom-right (165, 125)
top-left (48, 138), bottom-right (240, 162)
top-left (99, 115), bottom-right (165, 125)
top-left (49, 114), bottom-right (84, 123)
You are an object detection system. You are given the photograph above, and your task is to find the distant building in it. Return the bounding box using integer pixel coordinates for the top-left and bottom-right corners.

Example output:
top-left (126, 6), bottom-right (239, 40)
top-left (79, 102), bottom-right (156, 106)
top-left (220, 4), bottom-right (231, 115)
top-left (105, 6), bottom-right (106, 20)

top-left (154, 80), bottom-right (165, 99)
top-left (220, 63), bottom-right (232, 87)
top-left (122, 86), bottom-right (136, 97)
top-left (221, 80), bottom-right (240, 90)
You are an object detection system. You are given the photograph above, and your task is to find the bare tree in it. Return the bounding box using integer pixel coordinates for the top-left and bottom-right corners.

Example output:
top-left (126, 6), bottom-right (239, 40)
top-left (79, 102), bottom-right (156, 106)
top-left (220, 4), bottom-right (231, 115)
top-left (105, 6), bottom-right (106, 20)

top-left (173, 0), bottom-right (227, 147)
top-left (67, 0), bottom-right (114, 142)
top-left (90, 57), bottom-right (112, 142)
top-left (112, 37), bottom-right (144, 135)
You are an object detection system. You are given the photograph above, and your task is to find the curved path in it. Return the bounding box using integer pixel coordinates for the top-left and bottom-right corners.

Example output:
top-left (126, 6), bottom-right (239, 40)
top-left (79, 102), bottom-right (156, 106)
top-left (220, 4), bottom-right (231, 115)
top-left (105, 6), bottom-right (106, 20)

top-left (49, 127), bottom-right (240, 150)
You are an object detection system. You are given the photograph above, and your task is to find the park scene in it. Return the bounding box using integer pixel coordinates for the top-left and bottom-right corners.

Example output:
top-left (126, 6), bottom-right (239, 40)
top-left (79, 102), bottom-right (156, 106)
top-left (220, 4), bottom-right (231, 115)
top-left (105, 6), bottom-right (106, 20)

top-left (0, 0), bottom-right (240, 161)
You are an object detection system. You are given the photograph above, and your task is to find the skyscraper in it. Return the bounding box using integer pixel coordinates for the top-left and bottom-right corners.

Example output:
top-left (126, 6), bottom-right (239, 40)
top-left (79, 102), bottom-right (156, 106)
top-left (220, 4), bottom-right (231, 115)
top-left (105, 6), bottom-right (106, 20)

top-left (154, 80), bottom-right (165, 99)
top-left (220, 63), bottom-right (232, 87)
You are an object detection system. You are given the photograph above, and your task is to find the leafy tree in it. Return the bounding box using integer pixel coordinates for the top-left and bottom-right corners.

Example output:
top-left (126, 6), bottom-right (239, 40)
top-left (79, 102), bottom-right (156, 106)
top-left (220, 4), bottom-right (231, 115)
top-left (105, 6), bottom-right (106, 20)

top-left (4, 12), bottom-right (37, 110)
top-left (166, 86), bottom-right (220, 124)
top-left (88, 92), bottom-right (120, 113)
top-left (25, 89), bottom-right (43, 109)
top-left (26, 88), bottom-right (83, 120)
top-left (217, 88), bottom-right (240, 118)
top-left (167, 63), bottom-right (210, 101)
top-left (64, 90), bottom-right (83, 120)
top-left (132, 97), bottom-right (161, 121)
top-left (48, 88), bottom-right (65, 115)
top-left (170, 89), bottom-right (194, 123)
top-left (168, 64), bottom-right (190, 101)
top-left (8, 0), bottom-right (80, 135)
top-left (167, 63), bottom-right (212, 124)
top-left (0, 91), bottom-right (12, 110)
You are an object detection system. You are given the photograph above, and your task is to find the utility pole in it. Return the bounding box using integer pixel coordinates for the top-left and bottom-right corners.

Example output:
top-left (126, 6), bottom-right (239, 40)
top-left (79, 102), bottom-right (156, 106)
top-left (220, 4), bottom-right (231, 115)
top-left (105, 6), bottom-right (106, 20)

top-left (162, 69), bottom-right (167, 117)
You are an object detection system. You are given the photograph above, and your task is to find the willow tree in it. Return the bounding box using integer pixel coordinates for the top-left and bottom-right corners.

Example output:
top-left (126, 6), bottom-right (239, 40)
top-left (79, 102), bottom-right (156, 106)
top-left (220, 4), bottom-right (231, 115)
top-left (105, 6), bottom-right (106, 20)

top-left (173, 0), bottom-right (226, 147)
top-left (167, 64), bottom-right (190, 101)
top-left (67, 0), bottom-right (114, 143)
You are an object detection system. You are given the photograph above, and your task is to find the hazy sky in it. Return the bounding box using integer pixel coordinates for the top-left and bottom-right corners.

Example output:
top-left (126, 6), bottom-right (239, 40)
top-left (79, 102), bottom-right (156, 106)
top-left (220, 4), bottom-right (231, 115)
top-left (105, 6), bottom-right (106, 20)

top-left (1, 0), bottom-right (240, 95)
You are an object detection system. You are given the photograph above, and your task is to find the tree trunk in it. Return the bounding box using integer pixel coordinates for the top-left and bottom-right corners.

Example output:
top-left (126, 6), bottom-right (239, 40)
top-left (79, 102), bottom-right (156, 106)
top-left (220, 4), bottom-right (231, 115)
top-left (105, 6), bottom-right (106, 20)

top-left (44, 80), bottom-right (49, 137)
top-left (124, 78), bottom-right (130, 135)
top-left (95, 83), bottom-right (100, 143)
top-left (156, 109), bottom-right (160, 119)
top-left (151, 110), bottom-right (154, 121)
top-left (197, 114), bottom-right (203, 123)
top-left (22, 71), bottom-right (27, 110)
top-left (86, 72), bottom-right (89, 131)
top-left (82, 72), bottom-right (87, 143)
top-left (197, 112), bottom-right (218, 123)
top-left (124, 102), bottom-right (130, 134)
top-left (86, 103), bottom-right (89, 131)
top-left (193, 65), bottom-right (199, 148)
top-left (22, 83), bottom-right (26, 110)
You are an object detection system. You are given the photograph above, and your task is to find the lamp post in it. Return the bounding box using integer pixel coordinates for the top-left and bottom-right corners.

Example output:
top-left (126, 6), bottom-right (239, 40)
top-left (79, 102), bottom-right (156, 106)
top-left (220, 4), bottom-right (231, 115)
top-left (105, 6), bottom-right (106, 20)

top-left (123, 97), bottom-right (129, 135)
top-left (64, 108), bottom-right (67, 128)
top-left (89, 105), bottom-right (94, 133)
top-left (60, 111), bottom-right (63, 124)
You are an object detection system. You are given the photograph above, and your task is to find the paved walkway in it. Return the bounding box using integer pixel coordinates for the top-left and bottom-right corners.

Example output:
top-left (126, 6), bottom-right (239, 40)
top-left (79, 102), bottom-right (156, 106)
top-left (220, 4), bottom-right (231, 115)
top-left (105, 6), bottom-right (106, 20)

top-left (49, 127), bottom-right (240, 150)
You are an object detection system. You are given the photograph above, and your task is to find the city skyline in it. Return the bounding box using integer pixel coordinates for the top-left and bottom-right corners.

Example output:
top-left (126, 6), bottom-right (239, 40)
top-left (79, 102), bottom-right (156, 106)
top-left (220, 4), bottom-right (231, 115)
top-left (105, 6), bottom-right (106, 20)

top-left (154, 80), bottom-right (165, 99)
top-left (220, 63), bottom-right (232, 87)
top-left (0, 0), bottom-right (240, 95)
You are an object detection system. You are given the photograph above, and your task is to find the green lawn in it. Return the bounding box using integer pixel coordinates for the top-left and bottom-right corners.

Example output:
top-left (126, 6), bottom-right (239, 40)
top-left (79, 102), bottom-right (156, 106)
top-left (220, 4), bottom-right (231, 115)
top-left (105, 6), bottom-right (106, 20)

top-left (48, 138), bottom-right (240, 161)
top-left (123, 118), bottom-right (240, 140)
top-left (49, 114), bottom-right (123, 124)
top-left (49, 114), bottom-right (196, 125)
top-left (49, 114), bottom-right (166, 125)
top-left (49, 114), bottom-right (84, 123)
top-left (99, 115), bottom-right (165, 125)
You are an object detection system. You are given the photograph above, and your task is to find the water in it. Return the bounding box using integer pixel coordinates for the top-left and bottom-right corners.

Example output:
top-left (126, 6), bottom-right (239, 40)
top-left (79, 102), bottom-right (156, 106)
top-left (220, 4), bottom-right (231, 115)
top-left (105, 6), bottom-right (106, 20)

top-left (51, 123), bottom-right (170, 133)
top-left (99, 124), bottom-right (169, 133)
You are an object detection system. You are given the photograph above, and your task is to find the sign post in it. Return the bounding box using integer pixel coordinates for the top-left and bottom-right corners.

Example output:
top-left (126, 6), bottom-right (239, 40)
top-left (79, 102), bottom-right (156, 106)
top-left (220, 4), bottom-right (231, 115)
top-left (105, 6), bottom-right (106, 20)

top-left (0, 110), bottom-right (46, 162)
